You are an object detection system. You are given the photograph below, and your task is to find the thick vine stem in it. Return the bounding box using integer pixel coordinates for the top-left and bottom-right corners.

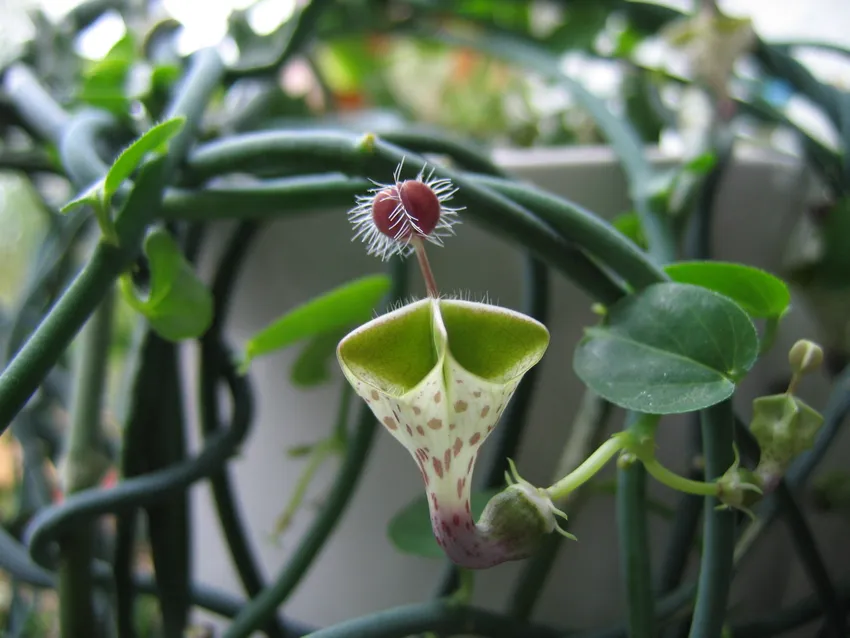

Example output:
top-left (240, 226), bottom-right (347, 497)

top-left (300, 600), bottom-right (563, 638)
top-left (688, 399), bottom-right (736, 638)
top-left (617, 415), bottom-right (658, 638)
top-left (200, 220), bottom-right (285, 638)
top-left (0, 524), bottom-right (316, 632)
top-left (2, 64), bottom-right (70, 143)
top-left (182, 132), bottom-right (630, 303)
top-left (0, 158), bottom-right (168, 436)
top-left (58, 290), bottom-right (114, 638)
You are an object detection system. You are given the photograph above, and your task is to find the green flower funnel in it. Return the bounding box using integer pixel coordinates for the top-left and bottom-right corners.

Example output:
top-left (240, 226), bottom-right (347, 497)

top-left (337, 296), bottom-right (550, 567)
top-left (337, 158), bottom-right (559, 567)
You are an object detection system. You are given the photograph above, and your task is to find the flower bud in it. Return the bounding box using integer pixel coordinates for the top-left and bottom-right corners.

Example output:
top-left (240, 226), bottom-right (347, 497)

top-left (717, 465), bottom-right (764, 512)
top-left (788, 339), bottom-right (824, 376)
top-left (749, 394), bottom-right (824, 476)
top-left (476, 481), bottom-right (570, 561)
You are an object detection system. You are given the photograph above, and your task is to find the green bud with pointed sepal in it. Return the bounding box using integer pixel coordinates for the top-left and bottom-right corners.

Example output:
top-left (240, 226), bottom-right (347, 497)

top-left (750, 393), bottom-right (824, 479)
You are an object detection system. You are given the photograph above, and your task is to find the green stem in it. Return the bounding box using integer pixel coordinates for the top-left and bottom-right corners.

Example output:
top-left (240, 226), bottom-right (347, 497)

top-left (0, 158), bottom-right (166, 436)
top-left (58, 289), bottom-right (114, 638)
top-left (546, 435), bottom-right (626, 501)
top-left (301, 601), bottom-right (563, 638)
top-left (449, 569), bottom-right (475, 606)
top-left (689, 398), bottom-right (736, 638)
top-left (273, 428), bottom-right (346, 538)
top-left (641, 458), bottom-right (718, 497)
top-left (617, 414), bottom-right (657, 638)
top-left (225, 0), bottom-right (333, 82)
top-left (470, 175), bottom-right (667, 289)
top-left (2, 64), bottom-right (70, 143)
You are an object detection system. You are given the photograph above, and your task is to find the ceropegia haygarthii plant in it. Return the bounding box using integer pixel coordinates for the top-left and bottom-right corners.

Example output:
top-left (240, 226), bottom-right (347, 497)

top-left (337, 160), bottom-right (571, 568)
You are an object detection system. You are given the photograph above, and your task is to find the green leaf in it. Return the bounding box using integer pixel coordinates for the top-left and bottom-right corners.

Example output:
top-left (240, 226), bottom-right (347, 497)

top-left (241, 274), bottom-right (391, 372)
top-left (685, 152), bottom-right (718, 175)
top-left (120, 228), bottom-right (213, 341)
top-left (664, 261), bottom-right (791, 319)
top-left (104, 117), bottom-right (186, 201)
top-left (388, 489), bottom-right (499, 559)
top-left (60, 180), bottom-right (119, 244)
top-left (290, 327), bottom-right (350, 387)
top-left (60, 180), bottom-right (104, 215)
top-left (573, 283), bottom-right (759, 414)
top-left (612, 211), bottom-right (648, 250)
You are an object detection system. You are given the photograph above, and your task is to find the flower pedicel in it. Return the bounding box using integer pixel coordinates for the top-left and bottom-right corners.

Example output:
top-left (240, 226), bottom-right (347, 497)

top-left (337, 159), bottom-right (570, 568)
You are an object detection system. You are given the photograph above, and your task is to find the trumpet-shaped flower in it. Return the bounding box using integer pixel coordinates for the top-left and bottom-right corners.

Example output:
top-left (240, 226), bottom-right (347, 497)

top-left (337, 295), bottom-right (553, 568)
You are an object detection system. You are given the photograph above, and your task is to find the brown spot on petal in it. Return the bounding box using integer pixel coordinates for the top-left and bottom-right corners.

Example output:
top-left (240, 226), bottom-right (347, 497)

top-left (371, 390), bottom-right (380, 400)
top-left (466, 500), bottom-right (471, 514)
top-left (449, 423), bottom-right (456, 430)
top-left (434, 391), bottom-right (441, 404)
top-left (480, 405), bottom-right (490, 417)
top-left (457, 478), bottom-right (464, 499)
top-left (444, 448), bottom-right (451, 472)
top-left (453, 514), bottom-right (461, 526)
top-left (432, 457), bottom-right (444, 478)
top-left (431, 492), bottom-right (439, 510)
top-left (413, 406), bottom-right (422, 415)
top-left (427, 418), bottom-right (443, 430)
top-left (470, 432), bottom-right (481, 446)
top-left (473, 391), bottom-right (481, 398)
top-left (416, 426), bottom-right (425, 436)
top-left (454, 400), bottom-right (468, 413)
top-left (406, 424), bottom-right (413, 436)
top-left (453, 437), bottom-right (463, 457)
top-left (383, 416), bottom-right (398, 430)
top-left (467, 457), bottom-right (475, 473)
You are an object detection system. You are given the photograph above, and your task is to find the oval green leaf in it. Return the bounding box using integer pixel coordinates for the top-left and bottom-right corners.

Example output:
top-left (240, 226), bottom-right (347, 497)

top-left (120, 228), bottom-right (213, 341)
top-left (388, 489), bottom-right (499, 559)
top-left (241, 274), bottom-right (391, 372)
top-left (104, 116), bottom-right (186, 200)
top-left (290, 328), bottom-right (350, 387)
top-left (664, 261), bottom-right (790, 319)
top-left (573, 282), bottom-right (759, 414)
